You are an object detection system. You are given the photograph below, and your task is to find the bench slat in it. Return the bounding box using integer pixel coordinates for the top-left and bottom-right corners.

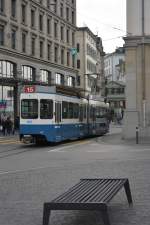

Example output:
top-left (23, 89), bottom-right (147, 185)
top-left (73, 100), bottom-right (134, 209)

top-left (77, 179), bottom-right (113, 203)
top-left (81, 179), bottom-right (120, 203)
top-left (53, 180), bottom-right (94, 202)
top-left (94, 180), bottom-right (125, 203)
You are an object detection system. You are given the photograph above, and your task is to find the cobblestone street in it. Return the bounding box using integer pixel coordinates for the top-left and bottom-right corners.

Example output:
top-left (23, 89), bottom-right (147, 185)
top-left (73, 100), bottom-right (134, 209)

top-left (0, 126), bottom-right (150, 225)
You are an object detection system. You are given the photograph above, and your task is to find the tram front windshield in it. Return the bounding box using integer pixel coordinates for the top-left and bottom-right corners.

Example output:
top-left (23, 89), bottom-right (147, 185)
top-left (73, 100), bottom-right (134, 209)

top-left (21, 99), bottom-right (38, 119)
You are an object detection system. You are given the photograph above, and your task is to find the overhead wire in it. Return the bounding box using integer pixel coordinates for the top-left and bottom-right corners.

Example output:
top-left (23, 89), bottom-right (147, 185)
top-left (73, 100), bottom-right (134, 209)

top-left (77, 10), bottom-right (133, 41)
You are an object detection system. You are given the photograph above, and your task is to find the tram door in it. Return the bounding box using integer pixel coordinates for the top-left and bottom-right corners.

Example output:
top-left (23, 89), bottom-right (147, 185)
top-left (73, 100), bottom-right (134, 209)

top-left (55, 102), bottom-right (62, 140)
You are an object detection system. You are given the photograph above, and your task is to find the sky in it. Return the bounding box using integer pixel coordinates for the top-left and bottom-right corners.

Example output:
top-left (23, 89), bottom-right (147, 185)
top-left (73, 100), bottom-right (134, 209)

top-left (77, 0), bottom-right (126, 53)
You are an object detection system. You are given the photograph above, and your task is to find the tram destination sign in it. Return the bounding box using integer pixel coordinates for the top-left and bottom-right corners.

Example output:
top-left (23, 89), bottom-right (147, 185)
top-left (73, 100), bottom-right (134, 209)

top-left (24, 86), bottom-right (36, 93)
top-left (23, 85), bottom-right (56, 94)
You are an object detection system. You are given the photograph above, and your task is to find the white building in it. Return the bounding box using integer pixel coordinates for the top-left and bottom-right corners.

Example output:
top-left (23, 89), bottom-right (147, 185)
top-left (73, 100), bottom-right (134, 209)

top-left (76, 27), bottom-right (105, 99)
top-left (104, 47), bottom-right (125, 82)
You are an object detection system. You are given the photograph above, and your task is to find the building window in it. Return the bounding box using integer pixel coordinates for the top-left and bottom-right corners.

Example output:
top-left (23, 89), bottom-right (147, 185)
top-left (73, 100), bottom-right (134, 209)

top-left (0, 61), bottom-right (15, 78)
top-left (0, 25), bottom-right (4, 46)
top-left (66, 7), bottom-right (69, 21)
top-left (7, 89), bottom-right (14, 98)
top-left (31, 9), bottom-right (35, 28)
top-left (31, 37), bottom-right (35, 56)
top-left (77, 59), bottom-right (80, 69)
top-left (72, 32), bottom-right (75, 45)
top-left (60, 3), bottom-right (63, 17)
top-left (21, 4), bottom-right (26, 24)
top-left (67, 51), bottom-right (70, 66)
top-left (55, 73), bottom-right (64, 85)
top-left (77, 76), bottom-right (80, 86)
top-left (22, 65), bottom-right (35, 81)
top-left (77, 43), bottom-right (80, 52)
top-left (72, 55), bottom-right (75, 68)
top-left (22, 33), bottom-right (26, 53)
top-left (11, 0), bottom-right (16, 18)
top-left (47, 43), bottom-right (51, 61)
top-left (40, 70), bottom-right (50, 84)
top-left (0, 0), bottom-right (4, 13)
top-left (40, 41), bottom-right (43, 58)
top-left (72, 11), bottom-right (74, 24)
top-left (47, 0), bottom-right (50, 8)
top-left (39, 14), bottom-right (43, 31)
top-left (66, 29), bottom-right (69, 43)
top-left (54, 22), bottom-right (58, 38)
top-left (54, 46), bottom-right (58, 63)
top-left (67, 76), bottom-right (75, 87)
top-left (47, 18), bottom-right (50, 34)
top-left (54, 0), bottom-right (57, 13)
top-left (61, 48), bottom-right (64, 64)
top-left (11, 29), bottom-right (16, 49)
top-left (60, 26), bottom-right (64, 41)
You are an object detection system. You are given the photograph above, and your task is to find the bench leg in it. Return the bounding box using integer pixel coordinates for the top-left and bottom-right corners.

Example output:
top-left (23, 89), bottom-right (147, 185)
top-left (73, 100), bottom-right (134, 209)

top-left (43, 203), bottom-right (51, 225)
top-left (101, 207), bottom-right (111, 225)
top-left (124, 179), bottom-right (133, 206)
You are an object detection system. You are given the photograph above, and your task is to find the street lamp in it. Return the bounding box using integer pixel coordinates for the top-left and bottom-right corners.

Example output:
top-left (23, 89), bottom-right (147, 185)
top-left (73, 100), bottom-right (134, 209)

top-left (84, 73), bottom-right (101, 99)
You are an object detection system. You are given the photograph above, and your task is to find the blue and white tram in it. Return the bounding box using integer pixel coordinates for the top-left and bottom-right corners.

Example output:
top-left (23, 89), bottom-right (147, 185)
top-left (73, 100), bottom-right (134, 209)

top-left (20, 86), bottom-right (109, 144)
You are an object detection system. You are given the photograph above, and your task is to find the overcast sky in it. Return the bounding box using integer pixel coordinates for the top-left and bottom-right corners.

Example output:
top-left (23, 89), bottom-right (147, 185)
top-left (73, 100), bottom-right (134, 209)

top-left (77, 0), bottom-right (126, 53)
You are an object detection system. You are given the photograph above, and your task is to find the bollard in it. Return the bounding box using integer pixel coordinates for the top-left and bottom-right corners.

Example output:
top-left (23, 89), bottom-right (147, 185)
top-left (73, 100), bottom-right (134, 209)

top-left (136, 127), bottom-right (139, 144)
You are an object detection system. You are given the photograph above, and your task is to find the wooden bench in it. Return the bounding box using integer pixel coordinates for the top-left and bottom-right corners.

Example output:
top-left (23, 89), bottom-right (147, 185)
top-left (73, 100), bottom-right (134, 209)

top-left (43, 178), bottom-right (133, 225)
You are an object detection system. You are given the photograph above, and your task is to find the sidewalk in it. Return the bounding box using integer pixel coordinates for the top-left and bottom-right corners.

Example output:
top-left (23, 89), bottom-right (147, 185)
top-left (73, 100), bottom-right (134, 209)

top-left (0, 131), bottom-right (19, 139)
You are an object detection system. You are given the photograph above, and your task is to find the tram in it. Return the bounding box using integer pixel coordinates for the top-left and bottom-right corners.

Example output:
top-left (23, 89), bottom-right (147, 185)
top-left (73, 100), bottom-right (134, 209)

top-left (20, 85), bottom-right (109, 144)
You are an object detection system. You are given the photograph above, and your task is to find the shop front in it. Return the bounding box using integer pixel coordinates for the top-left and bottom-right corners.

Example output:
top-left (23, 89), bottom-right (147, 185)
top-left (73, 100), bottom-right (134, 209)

top-left (0, 60), bottom-right (18, 126)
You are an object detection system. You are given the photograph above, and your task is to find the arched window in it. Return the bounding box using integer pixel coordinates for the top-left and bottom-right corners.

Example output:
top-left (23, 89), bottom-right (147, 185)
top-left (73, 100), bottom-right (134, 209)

top-left (67, 76), bottom-right (75, 87)
top-left (40, 70), bottom-right (51, 84)
top-left (55, 73), bottom-right (64, 85)
top-left (0, 61), bottom-right (15, 78)
top-left (22, 65), bottom-right (35, 81)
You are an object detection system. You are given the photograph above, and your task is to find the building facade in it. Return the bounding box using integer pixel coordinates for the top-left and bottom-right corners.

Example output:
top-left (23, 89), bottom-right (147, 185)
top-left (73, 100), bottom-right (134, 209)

top-left (104, 47), bottom-right (126, 114)
top-left (76, 27), bottom-right (105, 99)
top-left (106, 81), bottom-right (125, 113)
top-left (104, 47), bottom-right (125, 82)
top-left (0, 0), bottom-right (77, 124)
top-left (123, 0), bottom-right (150, 138)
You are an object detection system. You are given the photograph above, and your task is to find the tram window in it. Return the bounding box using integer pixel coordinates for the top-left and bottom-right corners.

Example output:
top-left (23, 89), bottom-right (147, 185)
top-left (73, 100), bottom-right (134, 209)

top-left (96, 106), bottom-right (101, 118)
top-left (62, 101), bottom-right (68, 119)
top-left (79, 105), bottom-right (84, 122)
top-left (21, 99), bottom-right (38, 119)
top-left (69, 102), bottom-right (73, 118)
top-left (73, 103), bottom-right (79, 118)
top-left (83, 104), bottom-right (87, 118)
top-left (40, 99), bottom-right (53, 119)
top-left (90, 106), bottom-right (93, 119)
top-left (90, 106), bottom-right (96, 120)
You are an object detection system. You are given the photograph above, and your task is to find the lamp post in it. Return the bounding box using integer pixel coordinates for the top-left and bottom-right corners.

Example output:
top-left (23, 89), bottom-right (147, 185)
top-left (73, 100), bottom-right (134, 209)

top-left (84, 73), bottom-right (102, 135)
top-left (84, 73), bottom-right (101, 98)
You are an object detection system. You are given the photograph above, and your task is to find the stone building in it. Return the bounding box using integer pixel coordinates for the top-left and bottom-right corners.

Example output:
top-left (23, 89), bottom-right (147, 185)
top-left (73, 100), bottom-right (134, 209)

top-left (0, 0), bottom-right (77, 124)
top-left (76, 27), bottom-right (105, 99)
top-left (123, 0), bottom-right (150, 138)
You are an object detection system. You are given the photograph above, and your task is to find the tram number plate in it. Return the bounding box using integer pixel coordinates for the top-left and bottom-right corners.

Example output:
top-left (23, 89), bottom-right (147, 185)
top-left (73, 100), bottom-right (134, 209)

top-left (24, 86), bottom-right (35, 93)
